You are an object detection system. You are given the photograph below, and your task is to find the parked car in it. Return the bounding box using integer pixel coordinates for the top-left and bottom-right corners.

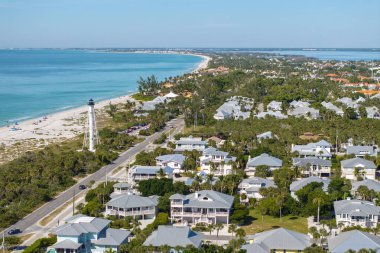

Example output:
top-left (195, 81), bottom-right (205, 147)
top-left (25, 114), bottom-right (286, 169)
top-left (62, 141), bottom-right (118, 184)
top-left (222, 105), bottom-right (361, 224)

top-left (8, 228), bottom-right (21, 235)
top-left (79, 184), bottom-right (87, 190)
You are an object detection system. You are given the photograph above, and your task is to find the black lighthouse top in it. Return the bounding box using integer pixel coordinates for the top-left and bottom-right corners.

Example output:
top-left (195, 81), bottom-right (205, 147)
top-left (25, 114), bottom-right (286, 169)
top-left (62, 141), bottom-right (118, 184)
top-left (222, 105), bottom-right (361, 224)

top-left (88, 99), bottom-right (95, 106)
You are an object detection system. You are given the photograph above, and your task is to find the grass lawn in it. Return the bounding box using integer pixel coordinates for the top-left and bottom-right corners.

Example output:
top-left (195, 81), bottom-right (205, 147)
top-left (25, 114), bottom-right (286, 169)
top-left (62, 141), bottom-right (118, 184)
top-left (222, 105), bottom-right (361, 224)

top-left (241, 209), bottom-right (308, 235)
top-left (131, 93), bottom-right (155, 101)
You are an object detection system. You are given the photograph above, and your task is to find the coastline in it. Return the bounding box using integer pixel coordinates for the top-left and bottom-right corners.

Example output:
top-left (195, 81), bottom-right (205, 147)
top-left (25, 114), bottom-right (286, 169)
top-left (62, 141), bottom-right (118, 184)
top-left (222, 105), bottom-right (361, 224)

top-left (0, 52), bottom-right (210, 164)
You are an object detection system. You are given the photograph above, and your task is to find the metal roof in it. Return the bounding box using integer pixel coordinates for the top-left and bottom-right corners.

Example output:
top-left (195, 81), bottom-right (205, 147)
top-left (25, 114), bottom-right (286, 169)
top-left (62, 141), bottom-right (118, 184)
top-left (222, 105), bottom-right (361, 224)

top-left (346, 145), bottom-right (377, 156)
top-left (143, 225), bottom-right (203, 248)
top-left (170, 190), bottom-right (234, 209)
top-left (92, 228), bottom-right (131, 246)
top-left (341, 157), bottom-right (376, 169)
top-left (247, 228), bottom-right (311, 251)
top-left (292, 157), bottom-right (332, 167)
top-left (106, 194), bottom-right (158, 209)
top-left (53, 215), bottom-right (110, 236)
top-left (155, 154), bottom-right (186, 164)
top-left (290, 176), bottom-right (330, 192)
top-left (246, 153), bottom-right (282, 167)
top-left (327, 230), bottom-right (380, 253)
top-left (334, 199), bottom-right (380, 216)
top-left (52, 240), bottom-right (82, 250)
top-left (352, 179), bottom-right (380, 192)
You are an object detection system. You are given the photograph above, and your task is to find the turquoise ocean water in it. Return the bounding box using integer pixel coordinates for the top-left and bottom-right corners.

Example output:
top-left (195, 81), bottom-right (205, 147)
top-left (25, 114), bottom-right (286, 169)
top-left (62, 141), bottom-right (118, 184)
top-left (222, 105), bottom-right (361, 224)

top-left (0, 50), bottom-right (202, 126)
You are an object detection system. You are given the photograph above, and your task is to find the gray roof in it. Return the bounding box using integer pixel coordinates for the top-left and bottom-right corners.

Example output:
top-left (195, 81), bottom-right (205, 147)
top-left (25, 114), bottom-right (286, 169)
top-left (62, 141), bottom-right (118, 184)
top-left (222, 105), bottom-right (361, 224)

top-left (290, 176), bottom-right (330, 192)
top-left (327, 230), bottom-right (380, 253)
top-left (54, 215), bottom-right (110, 236)
top-left (239, 177), bottom-right (275, 192)
top-left (288, 106), bottom-right (319, 119)
top-left (321, 101), bottom-right (344, 115)
top-left (346, 145), bottom-right (377, 156)
top-left (156, 154), bottom-right (186, 164)
top-left (334, 199), bottom-right (380, 216)
top-left (246, 228), bottom-right (311, 251)
top-left (352, 179), bottom-right (380, 192)
top-left (93, 228), bottom-right (131, 246)
top-left (143, 225), bottom-right (203, 248)
top-left (52, 240), bottom-right (82, 250)
top-left (257, 131), bottom-right (273, 140)
top-left (366, 106), bottom-right (380, 119)
top-left (290, 101), bottom-right (311, 108)
top-left (246, 153), bottom-right (282, 167)
top-left (175, 137), bottom-right (207, 145)
top-left (256, 110), bottom-right (288, 119)
top-left (292, 157), bottom-right (332, 167)
top-left (202, 147), bottom-right (229, 157)
top-left (130, 165), bottom-right (173, 175)
top-left (214, 97), bottom-right (254, 120)
top-left (341, 157), bottom-right (376, 169)
top-left (241, 243), bottom-right (268, 253)
top-left (267, 101), bottom-right (282, 111)
top-left (170, 190), bottom-right (234, 209)
top-left (107, 194), bottom-right (158, 209)
top-left (114, 182), bottom-right (131, 189)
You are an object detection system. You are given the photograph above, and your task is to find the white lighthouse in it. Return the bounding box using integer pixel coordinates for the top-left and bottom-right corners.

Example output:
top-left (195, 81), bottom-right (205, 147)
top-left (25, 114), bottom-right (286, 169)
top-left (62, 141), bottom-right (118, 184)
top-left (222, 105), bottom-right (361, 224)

top-left (83, 98), bottom-right (99, 152)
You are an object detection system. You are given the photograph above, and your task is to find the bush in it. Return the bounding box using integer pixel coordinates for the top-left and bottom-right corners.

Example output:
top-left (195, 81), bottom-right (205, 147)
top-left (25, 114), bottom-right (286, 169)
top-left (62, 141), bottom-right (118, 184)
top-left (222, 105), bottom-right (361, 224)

top-left (23, 236), bottom-right (57, 253)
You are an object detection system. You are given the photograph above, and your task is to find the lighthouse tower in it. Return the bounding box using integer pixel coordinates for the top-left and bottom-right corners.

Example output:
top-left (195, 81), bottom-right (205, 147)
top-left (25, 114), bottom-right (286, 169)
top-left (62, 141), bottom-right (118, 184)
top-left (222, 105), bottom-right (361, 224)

top-left (83, 99), bottom-right (99, 152)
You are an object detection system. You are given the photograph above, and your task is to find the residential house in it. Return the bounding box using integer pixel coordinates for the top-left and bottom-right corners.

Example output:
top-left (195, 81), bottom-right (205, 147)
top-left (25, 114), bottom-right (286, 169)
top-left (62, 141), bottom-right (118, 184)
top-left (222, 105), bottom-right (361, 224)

top-left (334, 199), bottom-right (380, 228)
top-left (163, 91), bottom-right (178, 102)
top-left (292, 157), bottom-right (332, 177)
top-left (111, 182), bottom-right (133, 197)
top-left (213, 96), bottom-right (254, 120)
top-left (155, 154), bottom-right (186, 174)
top-left (321, 101), bottom-right (344, 116)
top-left (366, 106), bottom-right (380, 119)
top-left (255, 110), bottom-right (288, 119)
top-left (327, 230), bottom-right (380, 253)
top-left (267, 101), bottom-right (282, 111)
top-left (288, 106), bottom-right (320, 119)
top-left (170, 190), bottom-right (234, 225)
top-left (199, 147), bottom-right (236, 175)
top-left (141, 96), bottom-right (167, 111)
top-left (105, 194), bottom-right (158, 219)
top-left (174, 137), bottom-right (208, 152)
top-left (351, 179), bottom-right (380, 197)
top-left (256, 131), bottom-right (273, 143)
top-left (245, 153), bottom-right (282, 177)
top-left (127, 165), bottom-right (173, 184)
top-left (243, 228), bottom-right (311, 253)
top-left (289, 101), bottom-right (311, 108)
top-left (336, 97), bottom-right (362, 109)
top-left (341, 157), bottom-right (377, 180)
top-left (207, 136), bottom-right (225, 148)
top-left (290, 176), bottom-right (330, 200)
top-left (291, 140), bottom-right (332, 159)
top-left (184, 171), bottom-right (219, 187)
top-left (143, 225), bottom-right (203, 251)
top-left (346, 145), bottom-right (378, 157)
top-left (238, 177), bottom-right (276, 201)
top-left (50, 214), bottom-right (131, 253)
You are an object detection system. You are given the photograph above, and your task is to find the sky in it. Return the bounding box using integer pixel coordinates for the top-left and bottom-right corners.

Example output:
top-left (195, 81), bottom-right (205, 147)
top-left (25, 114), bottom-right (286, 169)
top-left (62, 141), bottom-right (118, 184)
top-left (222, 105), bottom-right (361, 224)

top-left (0, 0), bottom-right (380, 48)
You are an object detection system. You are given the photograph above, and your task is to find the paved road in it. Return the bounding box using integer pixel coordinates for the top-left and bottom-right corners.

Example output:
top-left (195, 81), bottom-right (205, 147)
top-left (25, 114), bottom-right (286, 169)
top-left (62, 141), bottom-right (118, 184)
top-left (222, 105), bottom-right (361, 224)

top-left (4, 117), bottom-right (185, 235)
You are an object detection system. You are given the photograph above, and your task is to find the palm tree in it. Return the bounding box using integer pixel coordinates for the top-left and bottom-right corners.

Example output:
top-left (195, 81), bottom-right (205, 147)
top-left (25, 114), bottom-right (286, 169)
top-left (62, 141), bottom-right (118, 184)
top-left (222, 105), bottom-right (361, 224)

top-left (207, 223), bottom-right (215, 236)
top-left (206, 173), bottom-right (214, 190)
top-left (235, 228), bottom-right (246, 239)
top-left (228, 224), bottom-right (237, 236)
top-left (313, 196), bottom-right (324, 223)
top-left (215, 223), bottom-right (224, 237)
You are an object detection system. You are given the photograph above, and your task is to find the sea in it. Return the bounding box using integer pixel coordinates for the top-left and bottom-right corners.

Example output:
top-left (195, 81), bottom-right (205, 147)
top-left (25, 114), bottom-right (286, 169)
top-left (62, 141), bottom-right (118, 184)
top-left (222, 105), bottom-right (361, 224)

top-left (0, 50), bottom-right (202, 126)
top-left (1, 49), bottom-right (379, 126)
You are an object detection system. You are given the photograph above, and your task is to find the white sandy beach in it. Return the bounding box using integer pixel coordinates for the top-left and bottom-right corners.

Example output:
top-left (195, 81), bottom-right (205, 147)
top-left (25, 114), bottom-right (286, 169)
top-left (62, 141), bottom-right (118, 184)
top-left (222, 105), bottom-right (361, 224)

top-left (0, 53), bottom-right (210, 163)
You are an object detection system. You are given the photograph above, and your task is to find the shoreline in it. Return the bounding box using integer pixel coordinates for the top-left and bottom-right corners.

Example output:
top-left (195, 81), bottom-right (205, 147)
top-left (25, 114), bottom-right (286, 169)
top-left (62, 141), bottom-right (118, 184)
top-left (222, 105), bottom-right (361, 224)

top-left (0, 52), bottom-right (210, 163)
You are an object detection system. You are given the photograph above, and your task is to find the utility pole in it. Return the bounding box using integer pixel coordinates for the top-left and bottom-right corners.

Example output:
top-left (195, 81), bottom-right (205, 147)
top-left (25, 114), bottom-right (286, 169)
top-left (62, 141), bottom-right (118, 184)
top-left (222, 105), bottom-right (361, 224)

top-left (105, 165), bottom-right (108, 186)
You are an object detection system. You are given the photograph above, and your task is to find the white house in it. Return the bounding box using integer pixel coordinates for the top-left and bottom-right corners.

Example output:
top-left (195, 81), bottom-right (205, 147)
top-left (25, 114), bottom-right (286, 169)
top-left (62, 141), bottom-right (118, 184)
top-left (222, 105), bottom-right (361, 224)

top-left (213, 96), bottom-right (254, 120)
top-left (327, 230), bottom-right (380, 253)
top-left (365, 106), bottom-right (380, 119)
top-left (334, 199), bottom-right (380, 228)
top-left (105, 194), bottom-right (158, 220)
top-left (245, 153), bottom-right (282, 177)
top-left (127, 165), bottom-right (173, 184)
top-left (291, 140), bottom-right (332, 159)
top-left (238, 177), bottom-right (276, 200)
top-left (321, 101), bottom-right (344, 116)
top-left (199, 147), bottom-right (236, 175)
top-left (174, 137), bottom-right (208, 152)
top-left (170, 190), bottom-right (234, 225)
top-left (256, 131), bottom-right (273, 143)
top-left (267, 101), bottom-right (282, 111)
top-left (50, 215), bottom-right (131, 253)
top-left (155, 154), bottom-right (186, 173)
top-left (340, 157), bottom-right (377, 180)
top-left (292, 157), bottom-right (332, 177)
